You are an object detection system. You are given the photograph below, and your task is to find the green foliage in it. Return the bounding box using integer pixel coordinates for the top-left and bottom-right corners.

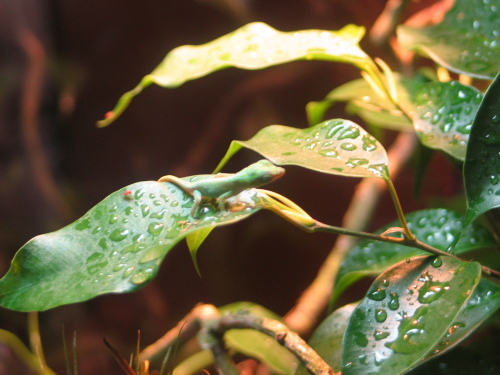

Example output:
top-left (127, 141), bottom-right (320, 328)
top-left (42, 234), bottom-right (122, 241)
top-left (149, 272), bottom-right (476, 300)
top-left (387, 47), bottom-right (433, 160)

top-left (0, 179), bottom-right (276, 311)
top-left (216, 119), bottom-right (389, 179)
top-left (342, 256), bottom-right (482, 375)
top-left (97, 22), bottom-right (372, 127)
top-left (2, 0), bottom-right (500, 374)
top-left (332, 208), bottom-right (496, 304)
top-left (398, 0), bottom-right (500, 79)
top-left (464, 72), bottom-right (500, 227)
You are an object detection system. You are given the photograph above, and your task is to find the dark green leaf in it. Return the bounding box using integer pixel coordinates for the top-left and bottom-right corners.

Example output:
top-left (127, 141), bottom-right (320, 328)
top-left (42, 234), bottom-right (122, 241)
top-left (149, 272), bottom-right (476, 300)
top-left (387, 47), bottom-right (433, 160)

top-left (342, 256), bottom-right (482, 375)
top-left (333, 209), bottom-right (495, 304)
top-left (0, 177), bottom-right (270, 311)
top-left (98, 22), bottom-right (372, 127)
top-left (400, 80), bottom-right (483, 161)
top-left (397, 0), bottom-right (500, 79)
top-left (463, 73), bottom-right (500, 228)
top-left (216, 119), bottom-right (389, 179)
top-left (424, 277), bottom-right (500, 360)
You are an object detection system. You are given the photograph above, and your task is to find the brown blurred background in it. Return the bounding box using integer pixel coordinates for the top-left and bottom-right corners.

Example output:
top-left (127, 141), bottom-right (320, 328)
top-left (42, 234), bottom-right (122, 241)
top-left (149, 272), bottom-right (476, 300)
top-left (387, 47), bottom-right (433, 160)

top-left (0, 0), bottom-right (458, 373)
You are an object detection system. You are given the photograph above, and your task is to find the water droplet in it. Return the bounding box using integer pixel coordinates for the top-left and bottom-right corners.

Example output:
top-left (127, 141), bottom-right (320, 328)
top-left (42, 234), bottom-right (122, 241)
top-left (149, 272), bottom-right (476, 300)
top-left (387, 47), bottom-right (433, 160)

top-left (490, 175), bottom-right (500, 185)
top-left (135, 189), bottom-right (145, 199)
top-left (131, 268), bottom-right (154, 285)
top-left (353, 331), bottom-right (368, 347)
top-left (432, 257), bottom-right (443, 268)
top-left (368, 288), bottom-right (386, 301)
top-left (354, 308), bottom-right (366, 321)
top-left (386, 306), bottom-right (429, 354)
top-left (141, 205), bottom-right (150, 218)
top-left (140, 246), bottom-right (164, 264)
top-left (358, 354), bottom-right (367, 365)
top-left (362, 135), bottom-right (377, 151)
top-left (340, 142), bottom-right (357, 151)
top-left (113, 263), bottom-right (127, 272)
top-left (318, 149), bottom-right (339, 158)
top-left (375, 308), bottom-right (387, 322)
top-left (281, 151), bottom-right (296, 156)
top-left (302, 141), bottom-right (321, 150)
top-left (338, 125), bottom-right (361, 140)
top-left (109, 228), bottom-right (129, 242)
top-left (373, 351), bottom-right (387, 366)
top-left (98, 238), bottom-right (108, 250)
top-left (75, 218), bottom-right (92, 231)
top-left (108, 215), bottom-right (119, 224)
top-left (148, 222), bottom-right (164, 236)
top-left (123, 266), bottom-right (135, 278)
top-left (374, 330), bottom-right (390, 340)
top-left (171, 201), bottom-right (179, 207)
top-left (418, 272), bottom-right (450, 304)
top-left (345, 157), bottom-right (369, 168)
top-left (388, 292), bottom-right (400, 310)
top-left (124, 206), bottom-right (133, 215)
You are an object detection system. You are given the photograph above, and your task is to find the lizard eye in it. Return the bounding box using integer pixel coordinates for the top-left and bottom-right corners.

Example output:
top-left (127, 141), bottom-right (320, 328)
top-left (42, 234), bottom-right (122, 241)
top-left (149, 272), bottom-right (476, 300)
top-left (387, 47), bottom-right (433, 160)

top-left (258, 173), bottom-right (274, 183)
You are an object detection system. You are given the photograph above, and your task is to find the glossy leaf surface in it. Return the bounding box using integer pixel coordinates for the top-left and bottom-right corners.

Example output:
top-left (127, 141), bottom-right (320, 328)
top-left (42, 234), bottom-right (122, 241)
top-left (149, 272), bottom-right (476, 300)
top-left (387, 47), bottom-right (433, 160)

top-left (216, 119), bottom-right (389, 179)
top-left (220, 302), bottom-right (298, 375)
top-left (98, 22), bottom-right (371, 126)
top-left (398, 0), bottom-right (500, 79)
top-left (423, 277), bottom-right (500, 360)
top-left (333, 209), bottom-right (495, 304)
top-left (0, 177), bottom-right (271, 312)
top-left (400, 80), bottom-right (483, 161)
top-left (310, 76), bottom-right (482, 161)
top-left (342, 256), bottom-right (481, 375)
top-left (463, 73), bottom-right (500, 228)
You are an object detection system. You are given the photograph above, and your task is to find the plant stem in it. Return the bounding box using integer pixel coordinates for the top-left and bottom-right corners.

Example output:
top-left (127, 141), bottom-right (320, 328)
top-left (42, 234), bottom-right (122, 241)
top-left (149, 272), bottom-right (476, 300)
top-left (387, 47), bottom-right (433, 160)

top-left (27, 312), bottom-right (53, 375)
top-left (383, 176), bottom-right (415, 240)
top-left (284, 131), bottom-right (418, 335)
top-left (214, 313), bottom-right (335, 375)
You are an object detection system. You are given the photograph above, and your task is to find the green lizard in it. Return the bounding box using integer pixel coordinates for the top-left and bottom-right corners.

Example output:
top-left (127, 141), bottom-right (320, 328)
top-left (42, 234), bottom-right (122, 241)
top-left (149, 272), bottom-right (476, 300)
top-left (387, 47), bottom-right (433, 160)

top-left (158, 159), bottom-right (285, 219)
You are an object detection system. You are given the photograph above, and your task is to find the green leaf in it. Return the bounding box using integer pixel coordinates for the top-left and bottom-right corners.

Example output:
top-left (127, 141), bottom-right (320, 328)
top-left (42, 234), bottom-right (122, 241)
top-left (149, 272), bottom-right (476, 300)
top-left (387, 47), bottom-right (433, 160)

top-left (220, 302), bottom-right (298, 375)
top-left (311, 75), bottom-right (482, 161)
top-left (400, 79), bottom-right (483, 161)
top-left (216, 119), bottom-right (389, 179)
top-left (295, 303), bottom-right (358, 374)
top-left (333, 209), bottom-right (495, 304)
top-left (186, 226), bottom-right (215, 276)
top-left (342, 256), bottom-right (482, 375)
top-left (424, 277), bottom-right (500, 360)
top-left (98, 22), bottom-right (372, 126)
top-left (463, 73), bottom-right (500, 228)
top-left (0, 178), bottom-right (270, 312)
top-left (397, 0), bottom-right (500, 79)
top-left (307, 77), bottom-right (412, 130)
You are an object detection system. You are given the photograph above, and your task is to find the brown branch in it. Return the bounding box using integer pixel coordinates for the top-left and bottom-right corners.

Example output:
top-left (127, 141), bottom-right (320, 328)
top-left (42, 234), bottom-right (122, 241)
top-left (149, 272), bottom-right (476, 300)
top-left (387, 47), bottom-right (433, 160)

top-left (214, 312), bottom-right (336, 375)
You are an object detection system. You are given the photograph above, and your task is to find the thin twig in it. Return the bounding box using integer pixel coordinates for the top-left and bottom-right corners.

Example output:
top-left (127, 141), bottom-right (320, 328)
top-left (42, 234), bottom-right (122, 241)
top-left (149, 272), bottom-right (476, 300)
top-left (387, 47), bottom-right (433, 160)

top-left (215, 313), bottom-right (335, 375)
top-left (139, 304), bottom-right (219, 363)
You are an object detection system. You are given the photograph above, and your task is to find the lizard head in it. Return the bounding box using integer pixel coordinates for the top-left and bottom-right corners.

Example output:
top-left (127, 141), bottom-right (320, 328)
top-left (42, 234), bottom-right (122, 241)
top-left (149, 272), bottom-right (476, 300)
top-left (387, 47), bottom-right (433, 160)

top-left (245, 159), bottom-right (285, 186)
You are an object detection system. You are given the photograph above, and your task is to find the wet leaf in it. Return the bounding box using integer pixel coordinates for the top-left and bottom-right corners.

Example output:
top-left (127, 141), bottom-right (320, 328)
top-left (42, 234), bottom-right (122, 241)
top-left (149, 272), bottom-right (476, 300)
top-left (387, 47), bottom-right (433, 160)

top-left (295, 303), bottom-right (358, 374)
top-left (310, 75), bottom-right (482, 161)
top-left (0, 175), bottom-right (273, 312)
top-left (333, 209), bottom-right (495, 304)
top-left (220, 302), bottom-right (298, 375)
top-left (463, 72), bottom-right (500, 229)
top-left (98, 22), bottom-right (371, 126)
top-left (216, 119), bottom-right (389, 179)
top-left (397, 0), bottom-right (500, 79)
top-left (424, 277), bottom-right (500, 360)
top-left (400, 80), bottom-right (483, 161)
top-left (342, 256), bottom-right (481, 375)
